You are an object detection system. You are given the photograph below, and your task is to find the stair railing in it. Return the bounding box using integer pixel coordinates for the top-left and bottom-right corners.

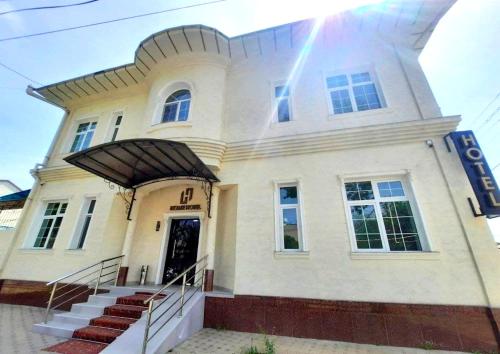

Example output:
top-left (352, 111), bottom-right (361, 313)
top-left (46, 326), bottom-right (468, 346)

top-left (141, 255), bottom-right (208, 354)
top-left (44, 254), bottom-right (124, 323)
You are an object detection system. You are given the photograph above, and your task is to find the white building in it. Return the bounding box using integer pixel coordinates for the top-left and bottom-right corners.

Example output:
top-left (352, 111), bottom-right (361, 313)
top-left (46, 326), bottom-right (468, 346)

top-left (1, 1), bottom-right (499, 353)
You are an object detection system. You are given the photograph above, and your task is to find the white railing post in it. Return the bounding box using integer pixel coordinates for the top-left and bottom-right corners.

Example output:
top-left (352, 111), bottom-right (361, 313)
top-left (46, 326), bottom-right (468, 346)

top-left (94, 262), bottom-right (104, 295)
top-left (114, 256), bottom-right (123, 286)
top-left (142, 300), bottom-right (154, 354)
top-left (179, 273), bottom-right (187, 317)
top-left (45, 282), bottom-right (58, 323)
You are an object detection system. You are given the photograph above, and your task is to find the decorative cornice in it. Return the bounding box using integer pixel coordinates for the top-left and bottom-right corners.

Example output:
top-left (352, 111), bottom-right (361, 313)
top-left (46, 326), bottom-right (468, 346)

top-left (223, 116), bottom-right (461, 162)
top-left (36, 116), bottom-right (459, 182)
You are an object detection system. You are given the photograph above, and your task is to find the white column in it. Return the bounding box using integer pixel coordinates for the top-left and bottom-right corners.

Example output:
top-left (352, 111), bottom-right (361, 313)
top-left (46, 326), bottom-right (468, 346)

top-left (120, 192), bottom-right (144, 267)
top-left (205, 186), bottom-right (220, 269)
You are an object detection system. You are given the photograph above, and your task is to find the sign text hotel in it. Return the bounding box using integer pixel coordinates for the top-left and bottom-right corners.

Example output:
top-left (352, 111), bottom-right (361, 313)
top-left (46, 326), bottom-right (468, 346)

top-left (449, 131), bottom-right (500, 217)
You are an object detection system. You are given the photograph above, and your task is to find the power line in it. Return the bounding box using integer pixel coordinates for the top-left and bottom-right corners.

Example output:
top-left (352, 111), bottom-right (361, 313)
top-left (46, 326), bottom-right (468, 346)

top-left (0, 0), bottom-right (226, 42)
top-left (471, 91), bottom-right (500, 125)
top-left (0, 61), bottom-right (43, 86)
top-left (0, 0), bottom-right (99, 16)
top-left (477, 105), bottom-right (500, 131)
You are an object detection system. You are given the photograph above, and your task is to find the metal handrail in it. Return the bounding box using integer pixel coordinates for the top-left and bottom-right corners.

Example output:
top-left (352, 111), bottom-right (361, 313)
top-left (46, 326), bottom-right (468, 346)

top-left (47, 255), bottom-right (124, 286)
top-left (141, 255), bottom-right (208, 354)
top-left (44, 254), bottom-right (124, 323)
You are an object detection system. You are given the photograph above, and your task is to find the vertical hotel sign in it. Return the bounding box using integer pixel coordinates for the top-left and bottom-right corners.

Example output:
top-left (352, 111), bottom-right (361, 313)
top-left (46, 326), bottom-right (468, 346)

top-left (448, 131), bottom-right (500, 217)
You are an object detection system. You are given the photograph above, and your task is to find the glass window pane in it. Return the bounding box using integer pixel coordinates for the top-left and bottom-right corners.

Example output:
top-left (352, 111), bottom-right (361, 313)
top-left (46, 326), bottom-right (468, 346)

top-left (326, 75), bottom-right (348, 88)
top-left (162, 103), bottom-right (178, 122)
top-left (166, 90), bottom-right (191, 102)
top-left (353, 83), bottom-right (381, 111)
top-left (81, 131), bottom-right (94, 150)
top-left (70, 134), bottom-right (83, 153)
top-left (178, 100), bottom-right (190, 121)
top-left (77, 216), bottom-right (92, 249)
top-left (76, 123), bottom-right (89, 133)
top-left (34, 219), bottom-right (52, 247)
top-left (277, 99), bottom-right (290, 122)
top-left (60, 203), bottom-right (68, 214)
top-left (395, 201), bottom-right (413, 216)
top-left (115, 116), bottom-right (122, 126)
top-left (351, 72), bottom-right (371, 84)
top-left (280, 186), bottom-right (297, 204)
top-left (331, 89), bottom-right (353, 114)
top-left (46, 217), bottom-right (62, 249)
top-left (381, 201), bottom-right (421, 251)
top-left (345, 181), bottom-right (374, 200)
top-left (87, 200), bottom-right (96, 214)
top-left (282, 208), bottom-right (299, 249)
top-left (275, 85), bottom-right (289, 97)
top-left (350, 205), bottom-right (382, 249)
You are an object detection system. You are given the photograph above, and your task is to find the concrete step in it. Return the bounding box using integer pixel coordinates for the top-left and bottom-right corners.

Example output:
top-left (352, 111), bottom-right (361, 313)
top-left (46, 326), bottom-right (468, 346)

top-left (52, 312), bottom-right (94, 327)
top-left (71, 302), bottom-right (106, 317)
top-left (88, 294), bottom-right (119, 306)
top-left (32, 321), bottom-right (81, 338)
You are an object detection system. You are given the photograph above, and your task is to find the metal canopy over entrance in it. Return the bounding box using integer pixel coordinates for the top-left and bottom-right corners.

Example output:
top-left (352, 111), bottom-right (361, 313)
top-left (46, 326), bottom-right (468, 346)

top-left (64, 139), bottom-right (219, 219)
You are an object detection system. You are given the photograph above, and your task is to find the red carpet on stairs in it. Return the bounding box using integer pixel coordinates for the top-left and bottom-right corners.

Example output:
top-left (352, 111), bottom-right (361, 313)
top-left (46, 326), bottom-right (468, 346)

top-left (42, 291), bottom-right (167, 354)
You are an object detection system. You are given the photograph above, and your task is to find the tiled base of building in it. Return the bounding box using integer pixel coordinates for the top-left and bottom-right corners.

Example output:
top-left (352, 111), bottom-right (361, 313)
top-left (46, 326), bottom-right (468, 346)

top-left (0, 279), bottom-right (98, 310)
top-left (204, 295), bottom-right (500, 353)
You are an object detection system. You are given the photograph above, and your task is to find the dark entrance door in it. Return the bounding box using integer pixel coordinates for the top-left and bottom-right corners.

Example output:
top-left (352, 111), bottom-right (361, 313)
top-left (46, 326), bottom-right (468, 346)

top-left (162, 218), bottom-right (200, 285)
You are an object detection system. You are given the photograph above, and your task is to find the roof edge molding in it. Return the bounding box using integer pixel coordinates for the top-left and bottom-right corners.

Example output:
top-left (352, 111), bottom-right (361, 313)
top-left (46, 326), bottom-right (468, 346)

top-left (33, 0), bottom-right (455, 105)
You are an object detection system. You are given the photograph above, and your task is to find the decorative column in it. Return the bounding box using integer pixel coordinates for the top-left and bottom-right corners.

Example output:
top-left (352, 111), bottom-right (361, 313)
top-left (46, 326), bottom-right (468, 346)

top-left (204, 186), bottom-right (220, 292)
top-left (117, 192), bottom-right (144, 285)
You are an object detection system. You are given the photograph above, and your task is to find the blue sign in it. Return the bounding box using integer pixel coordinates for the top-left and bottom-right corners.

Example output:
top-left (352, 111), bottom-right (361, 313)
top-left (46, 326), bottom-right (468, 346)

top-left (449, 131), bottom-right (500, 217)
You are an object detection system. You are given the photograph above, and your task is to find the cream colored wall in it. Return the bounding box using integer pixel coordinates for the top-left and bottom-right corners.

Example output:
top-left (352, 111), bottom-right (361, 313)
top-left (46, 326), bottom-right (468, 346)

top-left (0, 177), bottom-right (128, 282)
top-left (213, 186), bottom-right (237, 291)
top-left (0, 230), bottom-right (15, 270)
top-left (218, 140), bottom-right (499, 306)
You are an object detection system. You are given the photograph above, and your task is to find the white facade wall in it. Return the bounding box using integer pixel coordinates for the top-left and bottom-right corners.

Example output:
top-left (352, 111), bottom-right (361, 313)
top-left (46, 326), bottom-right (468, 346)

top-left (2, 13), bottom-right (499, 309)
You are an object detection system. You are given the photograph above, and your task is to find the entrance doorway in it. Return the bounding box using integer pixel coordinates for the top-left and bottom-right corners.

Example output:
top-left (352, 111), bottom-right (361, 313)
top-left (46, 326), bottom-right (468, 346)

top-left (162, 218), bottom-right (200, 285)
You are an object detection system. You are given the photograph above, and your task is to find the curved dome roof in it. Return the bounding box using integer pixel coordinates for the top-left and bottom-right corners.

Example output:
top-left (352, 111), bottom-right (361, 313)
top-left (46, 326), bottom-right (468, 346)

top-left (33, 25), bottom-right (230, 105)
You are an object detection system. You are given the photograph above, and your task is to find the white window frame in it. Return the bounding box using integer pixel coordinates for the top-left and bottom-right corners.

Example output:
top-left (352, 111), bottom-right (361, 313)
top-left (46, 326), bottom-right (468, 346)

top-left (68, 197), bottom-right (96, 250)
top-left (107, 111), bottom-right (123, 142)
top-left (273, 82), bottom-right (293, 123)
top-left (325, 68), bottom-right (386, 115)
top-left (31, 200), bottom-right (68, 249)
top-left (341, 176), bottom-right (428, 253)
top-left (161, 90), bottom-right (191, 123)
top-left (273, 180), bottom-right (305, 252)
top-left (67, 117), bottom-right (98, 153)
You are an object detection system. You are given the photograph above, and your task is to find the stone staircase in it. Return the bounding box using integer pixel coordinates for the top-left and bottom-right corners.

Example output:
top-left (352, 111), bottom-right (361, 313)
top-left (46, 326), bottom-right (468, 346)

top-left (34, 288), bottom-right (167, 354)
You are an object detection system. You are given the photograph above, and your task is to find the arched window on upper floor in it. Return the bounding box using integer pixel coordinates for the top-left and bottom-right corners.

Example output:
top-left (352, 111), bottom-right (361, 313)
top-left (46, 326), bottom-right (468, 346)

top-left (162, 89), bottom-right (191, 123)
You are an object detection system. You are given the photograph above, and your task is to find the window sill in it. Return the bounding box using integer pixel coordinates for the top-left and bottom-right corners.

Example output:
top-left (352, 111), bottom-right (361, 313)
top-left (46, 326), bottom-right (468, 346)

top-left (147, 121), bottom-right (192, 133)
top-left (270, 119), bottom-right (296, 128)
top-left (274, 251), bottom-right (309, 259)
top-left (350, 251), bottom-right (440, 261)
top-left (327, 107), bottom-right (392, 120)
top-left (65, 249), bottom-right (86, 254)
top-left (18, 248), bottom-right (54, 254)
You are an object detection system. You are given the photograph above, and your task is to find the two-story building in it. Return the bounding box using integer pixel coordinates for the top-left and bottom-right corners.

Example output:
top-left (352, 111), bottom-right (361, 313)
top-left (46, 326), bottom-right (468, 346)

top-left (1, 0), bottom-right (499, 352)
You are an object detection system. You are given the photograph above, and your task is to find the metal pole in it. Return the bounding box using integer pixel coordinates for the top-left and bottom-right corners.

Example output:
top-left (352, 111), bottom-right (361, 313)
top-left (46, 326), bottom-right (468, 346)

top-left (142, 301), bottom-right (154, 354)
top-left (179, 273), bottom-right (187, 317)
top-left (114, 257), bottom-right (123, 287)
top-left (45, 282), bottom-right (58, 323)
top-left (201, 268), bottom-right (205, 292)
top-left (94, 262), bottom-right (104, 295)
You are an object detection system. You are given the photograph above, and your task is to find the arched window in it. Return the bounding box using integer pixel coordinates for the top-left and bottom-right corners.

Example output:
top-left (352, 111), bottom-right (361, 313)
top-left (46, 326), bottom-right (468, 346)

top-left (162, 89), bottom-right (191, 122)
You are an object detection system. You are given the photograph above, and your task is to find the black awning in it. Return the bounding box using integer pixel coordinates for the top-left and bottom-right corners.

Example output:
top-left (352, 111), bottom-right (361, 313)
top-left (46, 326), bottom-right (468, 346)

top-left (64, 139), bottom-right (219, 189)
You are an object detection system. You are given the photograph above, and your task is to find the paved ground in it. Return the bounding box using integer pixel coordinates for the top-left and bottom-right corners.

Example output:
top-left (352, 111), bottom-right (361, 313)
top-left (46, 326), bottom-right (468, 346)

top-left (0, 304), bottom-right (62, 353)
top-left (171, 328), bottom-right (466, 354)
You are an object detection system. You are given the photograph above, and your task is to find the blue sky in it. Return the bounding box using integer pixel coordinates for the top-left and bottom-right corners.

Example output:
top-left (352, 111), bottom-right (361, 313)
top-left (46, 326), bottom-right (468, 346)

top-left (0, 0), bottom-right (498, 238)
